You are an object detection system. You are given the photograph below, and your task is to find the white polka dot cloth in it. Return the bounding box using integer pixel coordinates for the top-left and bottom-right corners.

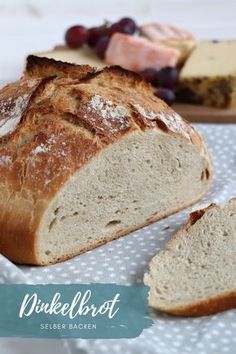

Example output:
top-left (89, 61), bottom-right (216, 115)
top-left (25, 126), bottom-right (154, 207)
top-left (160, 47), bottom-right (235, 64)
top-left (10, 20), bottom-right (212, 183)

top-left (0, 124), bottom-right (236, 354)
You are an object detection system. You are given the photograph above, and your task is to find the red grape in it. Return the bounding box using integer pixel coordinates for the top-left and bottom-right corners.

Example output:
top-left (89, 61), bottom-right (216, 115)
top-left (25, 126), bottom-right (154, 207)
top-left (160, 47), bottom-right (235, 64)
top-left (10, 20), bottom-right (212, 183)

top-left (154, 88), bottom-right (176, 105)
top-left (65, 25), bottom-right (88, 48)
top-left (88, 24), bottom-right (109, 47)
top-left (95, 36), bottom-right (110, 59)
top-left (108, 17), bottom-right (137, 36)
top-left (88, 27), bottom-right (103, 47)
top-left (157, 67), bottom-right (178, 89)
top-left (108, 22), bottom-right (125, 36)
top-left (119, 17), bottom-right (137, 34)
top-left (141, 68), bottom-right (159, 86)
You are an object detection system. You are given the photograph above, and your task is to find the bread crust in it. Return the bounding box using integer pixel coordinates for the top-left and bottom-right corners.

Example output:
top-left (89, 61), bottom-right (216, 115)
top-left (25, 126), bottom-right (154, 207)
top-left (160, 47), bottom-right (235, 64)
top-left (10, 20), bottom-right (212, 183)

top-left (164, 291), bottom-right (236, 316)
top-left (25, 54), bottom-right (97, 79)
top-left (0, 56), bottom-right (212, 265)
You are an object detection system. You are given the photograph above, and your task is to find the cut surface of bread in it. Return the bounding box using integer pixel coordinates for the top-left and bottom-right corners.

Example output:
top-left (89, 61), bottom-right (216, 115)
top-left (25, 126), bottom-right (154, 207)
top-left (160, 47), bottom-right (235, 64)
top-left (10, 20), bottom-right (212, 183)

top-left (38, 128), bottom-right (210, 264)
top-left (144, 199), bottom-right (236, 316)
top-left (0, 56), bottom-right (212, 265)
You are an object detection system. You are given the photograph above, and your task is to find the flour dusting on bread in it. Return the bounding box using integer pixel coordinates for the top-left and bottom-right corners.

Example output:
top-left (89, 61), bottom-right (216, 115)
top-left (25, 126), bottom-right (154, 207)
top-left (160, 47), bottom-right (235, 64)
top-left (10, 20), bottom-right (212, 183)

top-left (134, 103), bottom-right (190, 140)
top-left (158, 112), bottom-right (191, 140)
top-left (31, 135), bottom-right (57, 155)
top-left (87, 94), bottom-right (130, 133)
top-left (89, 95), bottom-right (128, 121)
top-left (32, 143), bottom-right (51, 155)
top-left (133, 103), bottom-right (158, 120)
top-left (27, 79), bottom-right (38, 88)
top-left (0, 155), bottom-right (11, 166)
top-left (0, 94), bottom-right (31, 137)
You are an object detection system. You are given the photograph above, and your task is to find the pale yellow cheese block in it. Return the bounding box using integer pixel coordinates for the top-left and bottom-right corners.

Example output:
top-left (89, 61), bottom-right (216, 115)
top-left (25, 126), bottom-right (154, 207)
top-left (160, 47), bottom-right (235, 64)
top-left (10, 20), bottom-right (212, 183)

top-left (36, 46), bottom-right (106, 69)
top-left (180, 40), bottom-right (236, 78)
top-left (179, 40), bottom-right (236, 107)
top-left (161, 39), bottom-right (195, 64)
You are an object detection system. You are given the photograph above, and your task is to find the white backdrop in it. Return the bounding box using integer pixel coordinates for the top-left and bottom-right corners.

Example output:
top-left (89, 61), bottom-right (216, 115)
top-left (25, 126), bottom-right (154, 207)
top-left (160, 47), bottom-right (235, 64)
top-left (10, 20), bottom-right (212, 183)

top-left (0, 0), bottom-right (236, 85)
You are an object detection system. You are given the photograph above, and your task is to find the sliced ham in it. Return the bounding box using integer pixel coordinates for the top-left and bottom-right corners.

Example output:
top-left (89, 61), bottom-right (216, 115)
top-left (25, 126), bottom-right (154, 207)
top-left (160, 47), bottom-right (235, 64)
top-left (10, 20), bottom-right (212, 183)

top-left (105, 33), bottom-right (180, 73)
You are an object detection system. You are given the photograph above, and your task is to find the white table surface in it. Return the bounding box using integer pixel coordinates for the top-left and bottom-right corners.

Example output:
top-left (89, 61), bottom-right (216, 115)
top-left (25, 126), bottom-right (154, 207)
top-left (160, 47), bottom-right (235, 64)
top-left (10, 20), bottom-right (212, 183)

top-left (0, 0), bottom-right (236, 86)
top-left (0, 1), bottom-right (236, 354)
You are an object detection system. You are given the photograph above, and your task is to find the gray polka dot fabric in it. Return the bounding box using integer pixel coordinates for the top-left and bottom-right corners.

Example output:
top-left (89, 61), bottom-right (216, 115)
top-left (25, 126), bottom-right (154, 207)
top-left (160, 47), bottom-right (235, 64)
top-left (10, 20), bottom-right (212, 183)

top-left (0, 124), bottom-right (236, 354)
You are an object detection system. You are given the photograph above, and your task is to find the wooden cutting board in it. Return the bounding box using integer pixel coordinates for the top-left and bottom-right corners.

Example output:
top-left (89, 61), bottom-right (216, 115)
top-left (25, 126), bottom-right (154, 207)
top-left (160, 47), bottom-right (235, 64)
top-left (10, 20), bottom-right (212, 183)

top-left (173, 103), bottom-right (236, 124)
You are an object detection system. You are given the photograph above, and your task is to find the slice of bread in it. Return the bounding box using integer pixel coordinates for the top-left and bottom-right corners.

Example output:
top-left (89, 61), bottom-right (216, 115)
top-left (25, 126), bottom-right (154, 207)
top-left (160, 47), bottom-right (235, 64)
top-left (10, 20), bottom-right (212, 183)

top-left (144, 199), bottom-right (236, 316)
top-left (0, 56), bottom-right (212, 265)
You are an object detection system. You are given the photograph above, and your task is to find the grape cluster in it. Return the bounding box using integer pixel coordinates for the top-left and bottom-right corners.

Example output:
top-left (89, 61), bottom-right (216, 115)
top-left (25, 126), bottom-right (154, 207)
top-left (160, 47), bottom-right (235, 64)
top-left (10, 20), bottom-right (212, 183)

top-left (141, 67), bottom-right (178, 105)
top-left (65, 18), bottom-right (178, 105)
top-left (65, 17), bottom-right (137, 59)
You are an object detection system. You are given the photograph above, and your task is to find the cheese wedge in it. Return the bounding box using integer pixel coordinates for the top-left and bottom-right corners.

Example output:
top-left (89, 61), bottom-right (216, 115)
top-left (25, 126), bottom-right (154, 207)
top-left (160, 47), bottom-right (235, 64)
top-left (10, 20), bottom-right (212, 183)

top-left (179, 40), bottom-right (236, 108)
top-left (36, 46), bottom-right (105, 69)
top-left (140, 23), bottom-right (196, 64)
top-left (105, 33), bottom-right (180, 72)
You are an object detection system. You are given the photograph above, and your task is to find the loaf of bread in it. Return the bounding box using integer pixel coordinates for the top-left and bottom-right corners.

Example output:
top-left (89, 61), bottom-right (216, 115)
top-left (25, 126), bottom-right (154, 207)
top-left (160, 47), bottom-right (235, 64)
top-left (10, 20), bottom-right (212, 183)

top-left (144, 199), bottom-right (236, 316)
top-left (0, 56), bottom-right (212, 265)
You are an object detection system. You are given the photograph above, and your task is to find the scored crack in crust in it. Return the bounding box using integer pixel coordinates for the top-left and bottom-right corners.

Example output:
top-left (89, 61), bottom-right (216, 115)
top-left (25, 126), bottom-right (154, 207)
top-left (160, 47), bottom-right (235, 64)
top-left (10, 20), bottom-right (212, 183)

top-left (0, 56), bottom-right (212, 265)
